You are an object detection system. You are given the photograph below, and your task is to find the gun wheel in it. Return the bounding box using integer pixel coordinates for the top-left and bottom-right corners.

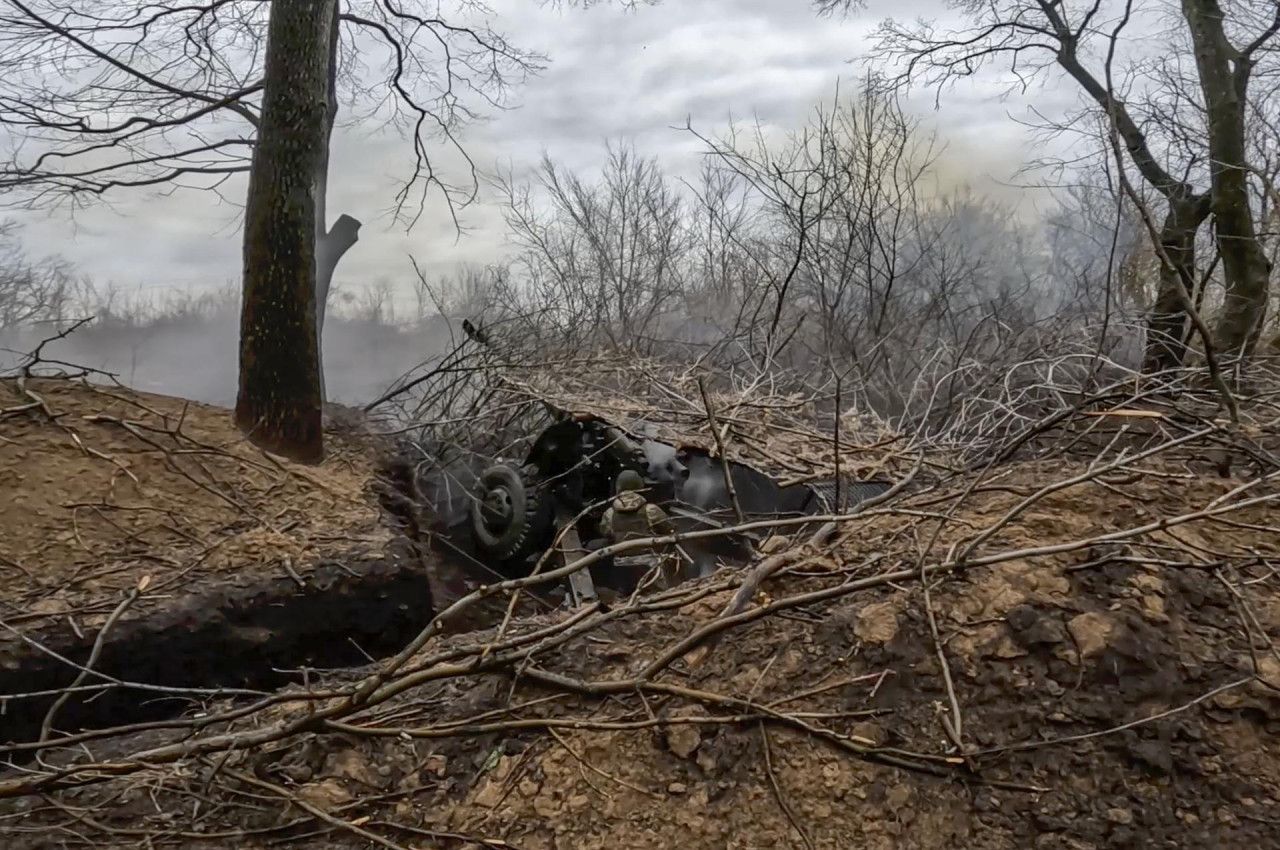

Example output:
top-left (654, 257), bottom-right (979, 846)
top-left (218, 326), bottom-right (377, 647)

top-left (470, 463), bottom-right (553, 563)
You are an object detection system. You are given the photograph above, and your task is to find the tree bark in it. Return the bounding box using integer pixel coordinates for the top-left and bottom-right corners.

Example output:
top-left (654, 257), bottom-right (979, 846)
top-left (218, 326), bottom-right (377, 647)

top-left (235, 0), bottom-right (338, 464)
top-left (312, 5), bottom-right (361, 405)
top-left (1144, 193), bottom-right (1212, 371)
top-left (317, 216), bottom-right (362, 320)
top-left (1050, 35), bottom-right (1209, 369)
top-left (1182, 0), bottom-right (1273, 359)
top-left (314, 213), bottom-right (361, 405)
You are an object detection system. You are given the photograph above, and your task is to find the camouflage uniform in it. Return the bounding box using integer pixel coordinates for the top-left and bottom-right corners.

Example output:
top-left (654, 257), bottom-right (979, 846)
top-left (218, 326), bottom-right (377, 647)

top-left (600, 470), bottom-right (680, 589)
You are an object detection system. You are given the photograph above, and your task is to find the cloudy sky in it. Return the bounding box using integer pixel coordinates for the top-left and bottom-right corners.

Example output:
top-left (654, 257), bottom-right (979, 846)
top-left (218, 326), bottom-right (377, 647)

top-left (4, 0), bottom-right (1079, 309)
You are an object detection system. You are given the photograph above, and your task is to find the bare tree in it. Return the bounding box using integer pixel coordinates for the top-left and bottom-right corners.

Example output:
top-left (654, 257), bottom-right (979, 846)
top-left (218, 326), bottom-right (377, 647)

top-left (235, 0), bottom-right (336, 463)
top-left (477, 80), bottom-right (1055, 419)
top-left (0, 1), bottom-right (542, 215)
top-left (0, 0), bottom-right (548, 395)
top-left (1252, 71), bottom-right (1280, 348)
top-left (0, 221), bottom-right (87, 332)
top-left (494, 141), bottom-right (691, 351)
top-left (681, 82), bottom-right (1030, 386)
top-left (1181, 0), bottom-right (1280, 357)
top-left (816, 0), bottom-right (1280, 369)
top-left (683, 110), bottom-right (845, 358)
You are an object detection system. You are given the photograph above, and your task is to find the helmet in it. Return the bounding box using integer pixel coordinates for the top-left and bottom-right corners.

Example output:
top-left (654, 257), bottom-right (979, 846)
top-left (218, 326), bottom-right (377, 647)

top-left (615, 469), bottom-right (645, 493)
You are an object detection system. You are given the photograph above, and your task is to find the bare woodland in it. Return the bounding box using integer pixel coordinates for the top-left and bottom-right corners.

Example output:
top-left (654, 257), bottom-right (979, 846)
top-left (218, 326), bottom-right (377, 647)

top-left (2, 1), bottom-right (1280, 848)
top-left (0, 1), bottom-right (1276, 426)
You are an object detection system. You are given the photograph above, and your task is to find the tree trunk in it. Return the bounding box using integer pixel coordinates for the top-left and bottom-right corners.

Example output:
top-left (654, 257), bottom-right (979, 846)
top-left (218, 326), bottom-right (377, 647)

top-left (317, 216), bottom-right (362, 320)
top-left (1182, 0), bottom-right (1273, 359)
top-left (312, 5), bottom-right (361, 405)
top-left (314, 212), bottom-right (361, 405)
top-left (234, 0), bottom-right (338, 464)
top-left (1051, 45), bottom-right (1211, 372)
top-left (1144, 193), bottom-right (1211, 371)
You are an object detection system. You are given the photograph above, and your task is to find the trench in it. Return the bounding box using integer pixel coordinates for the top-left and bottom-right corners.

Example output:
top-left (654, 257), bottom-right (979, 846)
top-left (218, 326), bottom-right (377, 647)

top-left (0, 545), bottom-right (435, 748)
top-left (0, 455), bottom-right (444, 750)
top-left (0, 438), bottom-right (892, 750)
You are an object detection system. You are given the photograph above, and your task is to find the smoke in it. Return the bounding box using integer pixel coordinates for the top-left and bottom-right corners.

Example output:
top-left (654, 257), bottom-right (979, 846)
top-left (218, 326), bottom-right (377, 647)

top-left (0, 286), bottom-right (458, 409)
top-left (0, 94), bottom-right (1147, 417)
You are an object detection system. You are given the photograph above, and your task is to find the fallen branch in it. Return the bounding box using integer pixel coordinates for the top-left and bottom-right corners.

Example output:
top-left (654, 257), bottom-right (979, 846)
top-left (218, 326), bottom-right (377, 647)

top-left (37, 580), bottom-right (145, 746)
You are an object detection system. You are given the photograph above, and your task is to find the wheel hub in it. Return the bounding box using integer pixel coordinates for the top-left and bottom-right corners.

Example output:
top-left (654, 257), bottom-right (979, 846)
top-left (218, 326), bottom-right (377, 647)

top-left (480, 486), bottom-right (514, 532)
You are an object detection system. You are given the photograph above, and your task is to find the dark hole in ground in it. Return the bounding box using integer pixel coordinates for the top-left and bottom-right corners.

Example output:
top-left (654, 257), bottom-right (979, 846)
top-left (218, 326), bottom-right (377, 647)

top-left (0, 443), bottom-right (562, 753)
top-left (0, 453), bottom-right (446, 752)
top-left (0, 540), bottom-right (437, 750)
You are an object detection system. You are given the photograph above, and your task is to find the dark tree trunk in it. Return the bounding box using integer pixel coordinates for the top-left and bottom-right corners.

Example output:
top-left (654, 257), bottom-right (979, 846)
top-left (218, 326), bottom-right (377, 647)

top-left (235, 0), bottom-right (338, 464)
top-left (1144, 193), bottom-right (1212, 371)
top-left (1050, 44), bottom-right (1209, 370)
top-left (1182, 0), bottom-right (1274, 359)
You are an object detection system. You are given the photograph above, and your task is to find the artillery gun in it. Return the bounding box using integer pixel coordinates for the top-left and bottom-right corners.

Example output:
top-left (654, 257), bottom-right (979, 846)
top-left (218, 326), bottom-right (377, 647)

top-left (465, 412), bottom-right (891, 600)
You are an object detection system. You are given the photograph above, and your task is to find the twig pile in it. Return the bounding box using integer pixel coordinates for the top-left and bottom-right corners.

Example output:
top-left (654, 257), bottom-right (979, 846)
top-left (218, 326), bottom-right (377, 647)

top-left (2, 350), bottom-right (1279, 847)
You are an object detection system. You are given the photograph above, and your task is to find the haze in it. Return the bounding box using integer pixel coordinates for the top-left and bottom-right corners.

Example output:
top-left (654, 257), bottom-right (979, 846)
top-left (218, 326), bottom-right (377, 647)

top-left (0, 0), bottom-right (1094, 407)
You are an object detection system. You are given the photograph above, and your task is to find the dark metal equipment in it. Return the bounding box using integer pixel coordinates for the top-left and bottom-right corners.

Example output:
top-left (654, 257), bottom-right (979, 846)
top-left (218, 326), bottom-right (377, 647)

top-left (465, 415), bottom-right (892, 585)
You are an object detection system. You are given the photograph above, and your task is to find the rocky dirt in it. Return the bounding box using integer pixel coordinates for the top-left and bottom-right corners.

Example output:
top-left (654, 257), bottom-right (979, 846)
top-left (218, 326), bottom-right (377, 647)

top-left (2, 382), bottom-right (1279, 849)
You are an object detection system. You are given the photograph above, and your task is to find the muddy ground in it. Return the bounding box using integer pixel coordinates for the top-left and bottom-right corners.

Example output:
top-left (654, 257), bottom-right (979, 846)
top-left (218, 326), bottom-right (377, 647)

top-left (2, 380), bottom-right (1279, 849)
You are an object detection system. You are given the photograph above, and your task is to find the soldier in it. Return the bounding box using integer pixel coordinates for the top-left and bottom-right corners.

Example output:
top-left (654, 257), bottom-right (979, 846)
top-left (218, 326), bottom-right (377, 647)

top-left (600, 469), bottom-right (681, 590)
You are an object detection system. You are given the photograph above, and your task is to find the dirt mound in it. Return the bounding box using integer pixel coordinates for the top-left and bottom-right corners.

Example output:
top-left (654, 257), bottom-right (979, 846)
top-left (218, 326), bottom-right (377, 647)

top-left (2, 435), bottom-right (1278, 848)
top-left (0, 377), bottom-right (446, 744)
top-left (0, 377), bottom-right (386, 633)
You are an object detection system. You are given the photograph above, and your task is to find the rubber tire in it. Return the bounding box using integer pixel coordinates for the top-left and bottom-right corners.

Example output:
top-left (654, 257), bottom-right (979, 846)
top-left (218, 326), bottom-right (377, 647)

top-left (470, 463), bottom-right (553, 563)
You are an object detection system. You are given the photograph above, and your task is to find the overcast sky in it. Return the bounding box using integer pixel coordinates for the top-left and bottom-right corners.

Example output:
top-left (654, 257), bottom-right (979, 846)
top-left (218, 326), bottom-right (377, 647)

top-left (4, 0), bottom-right (1078, 309)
